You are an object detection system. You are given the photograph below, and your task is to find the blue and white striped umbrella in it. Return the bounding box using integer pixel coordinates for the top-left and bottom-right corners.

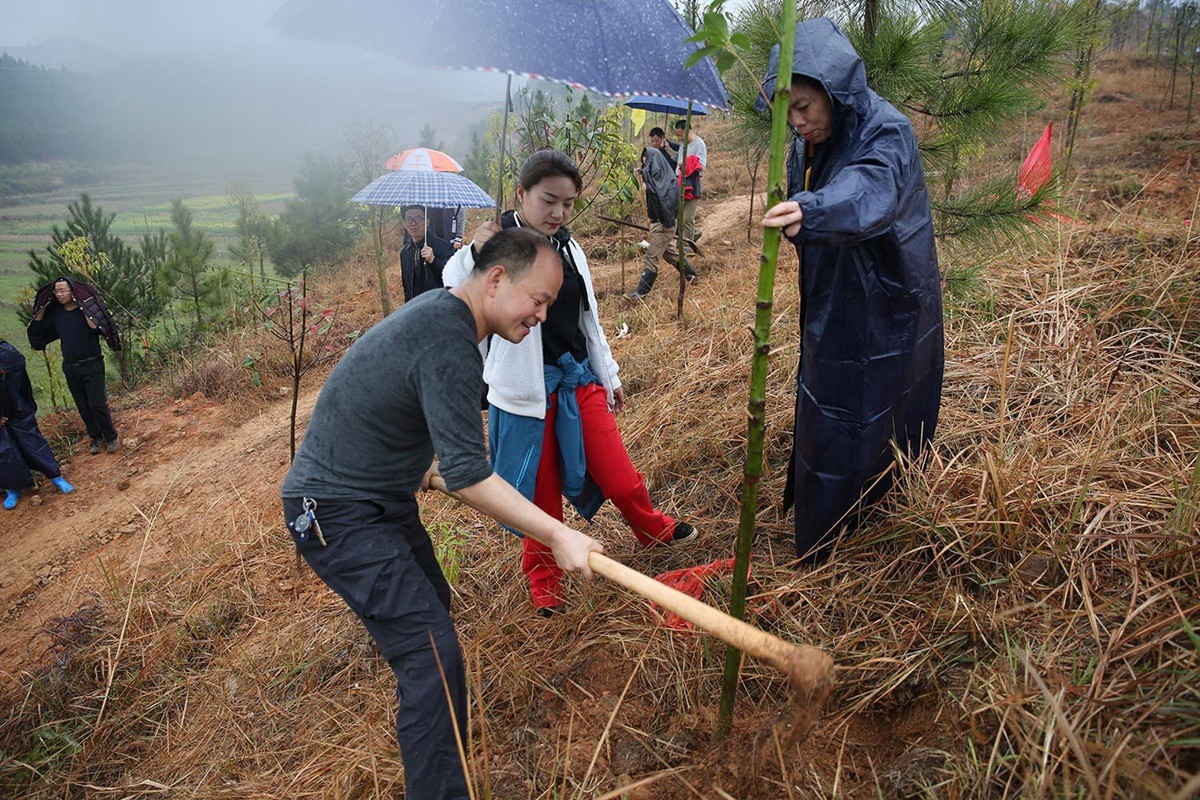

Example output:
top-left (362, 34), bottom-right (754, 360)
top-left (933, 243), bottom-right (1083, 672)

top-left (351, 170), bottom-right (496, 208)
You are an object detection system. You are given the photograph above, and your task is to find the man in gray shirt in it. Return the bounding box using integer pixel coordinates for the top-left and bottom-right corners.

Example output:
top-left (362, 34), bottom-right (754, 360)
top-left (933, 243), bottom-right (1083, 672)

top-left (282, 228), bottom-right (601, 800)
top-left (672, 118), bottom-right (707, 252)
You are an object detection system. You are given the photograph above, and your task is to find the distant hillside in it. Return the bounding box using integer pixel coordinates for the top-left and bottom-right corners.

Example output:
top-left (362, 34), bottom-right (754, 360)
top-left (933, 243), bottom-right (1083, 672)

top-left (0, 54), bottom-right (114, 164)
top-left (0, 35), bottom-right (114, 73)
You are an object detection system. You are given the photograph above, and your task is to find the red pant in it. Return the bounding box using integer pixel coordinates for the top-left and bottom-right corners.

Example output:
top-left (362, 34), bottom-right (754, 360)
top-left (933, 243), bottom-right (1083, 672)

top-left (524, 382), bottom-right (676, 608)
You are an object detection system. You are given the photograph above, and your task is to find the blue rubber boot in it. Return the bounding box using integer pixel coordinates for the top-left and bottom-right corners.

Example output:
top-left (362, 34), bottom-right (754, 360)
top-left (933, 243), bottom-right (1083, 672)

top-left (3, 490), bottom-right (18, 510)
top-left (52, 477), bottom-right (74, 494)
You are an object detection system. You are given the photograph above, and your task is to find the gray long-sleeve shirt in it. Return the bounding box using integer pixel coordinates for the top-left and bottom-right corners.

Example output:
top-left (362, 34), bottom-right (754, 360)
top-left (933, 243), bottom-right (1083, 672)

top-left (282, 289), bottom-right (492, 500)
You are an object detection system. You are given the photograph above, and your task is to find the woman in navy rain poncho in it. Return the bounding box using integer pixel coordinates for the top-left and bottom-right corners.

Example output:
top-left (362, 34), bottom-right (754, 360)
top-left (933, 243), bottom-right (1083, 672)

top-left (761, 18), bottom-right (944, 561)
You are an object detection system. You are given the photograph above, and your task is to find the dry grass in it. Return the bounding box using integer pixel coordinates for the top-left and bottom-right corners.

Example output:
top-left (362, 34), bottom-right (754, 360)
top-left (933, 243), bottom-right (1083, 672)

top-left (0, 54), bottom-right (1197, 799)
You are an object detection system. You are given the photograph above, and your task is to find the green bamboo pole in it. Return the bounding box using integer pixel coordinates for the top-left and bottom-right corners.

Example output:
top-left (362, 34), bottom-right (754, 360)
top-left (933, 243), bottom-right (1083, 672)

top-left (716, 0), bottom-right (797, 738)
top-left (674, 104), bottom-right (693, 320)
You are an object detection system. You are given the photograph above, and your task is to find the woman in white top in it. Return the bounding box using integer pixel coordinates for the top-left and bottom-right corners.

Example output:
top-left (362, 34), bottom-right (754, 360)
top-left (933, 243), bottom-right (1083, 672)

top-left (444, 150), bottom-right (698, 614)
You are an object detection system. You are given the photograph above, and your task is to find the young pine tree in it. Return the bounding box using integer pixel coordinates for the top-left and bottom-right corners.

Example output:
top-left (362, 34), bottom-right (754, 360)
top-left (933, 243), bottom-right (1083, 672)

top-left (26, 193), bottom-right (163, 381)
top-left (343, 123), bottom-right (401, 315)
top-left (721, 0), bottom-right (1085, 246)
top-left (417, 122), bottom-right (444, 150)
top-left (163, 199), bottom-right (218, 334)
top-left (269, 153), bottom-right (359, 278)
top-left (227, 181), bottom-right (282, 284)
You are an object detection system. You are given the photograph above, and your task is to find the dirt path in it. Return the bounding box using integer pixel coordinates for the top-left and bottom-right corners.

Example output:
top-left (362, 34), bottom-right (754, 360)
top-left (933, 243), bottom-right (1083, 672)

top-left (0, 386), bottom-right (317, 680)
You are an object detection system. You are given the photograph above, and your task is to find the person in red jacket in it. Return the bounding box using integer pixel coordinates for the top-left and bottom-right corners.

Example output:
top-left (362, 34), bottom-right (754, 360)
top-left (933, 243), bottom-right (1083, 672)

top-left (27, 277), bottom-right (121, 454)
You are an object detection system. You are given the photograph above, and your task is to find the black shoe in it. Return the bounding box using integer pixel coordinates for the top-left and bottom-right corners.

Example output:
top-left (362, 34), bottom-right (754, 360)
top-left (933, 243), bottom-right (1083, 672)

top-left (684, 261), bottom-right (699, 284)
top-left (89, 439), bottom-right (102, 455)
top-left (671, 522), bottom-right (699, 545)
top-left (628, 268), bottom-right (658, 300)
top-left (536, 606), bottom-right (559, 619)
top-left (105, 437), bottom-right (120, 454)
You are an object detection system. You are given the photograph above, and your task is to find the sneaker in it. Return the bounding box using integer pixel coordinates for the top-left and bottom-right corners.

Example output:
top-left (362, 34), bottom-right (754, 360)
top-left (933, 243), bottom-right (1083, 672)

top-left (51, 477), bottom-right (74, 494)
top-left (671, 522), bottom-right (699, 545)
top-left (89, 439), bottom-right (102, 455)
top-left (3, 490), bottom-right (17, 510)
top-left (105, 437), bottom-right (120, 454)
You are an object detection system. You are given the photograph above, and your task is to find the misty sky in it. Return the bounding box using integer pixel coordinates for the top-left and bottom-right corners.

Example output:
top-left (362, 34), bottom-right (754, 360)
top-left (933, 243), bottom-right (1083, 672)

top-left (0, 0), bottom-right (513, 182)
top-left (0, 0), bottom-right (504, 99)
top-left (1, 0), bottom-right (285, 49)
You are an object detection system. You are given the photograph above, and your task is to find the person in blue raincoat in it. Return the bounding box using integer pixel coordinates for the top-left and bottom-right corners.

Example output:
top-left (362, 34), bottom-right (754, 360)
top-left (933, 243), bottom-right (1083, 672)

top-left (760, 18), bottom-right (944, 562)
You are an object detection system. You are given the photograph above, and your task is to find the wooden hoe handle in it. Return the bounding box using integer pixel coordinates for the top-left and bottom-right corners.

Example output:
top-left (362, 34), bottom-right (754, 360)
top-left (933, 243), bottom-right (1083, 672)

top-left (587, 552), bottom-right (833, 697)
top-left (429, 475), bottom-right (834, 697)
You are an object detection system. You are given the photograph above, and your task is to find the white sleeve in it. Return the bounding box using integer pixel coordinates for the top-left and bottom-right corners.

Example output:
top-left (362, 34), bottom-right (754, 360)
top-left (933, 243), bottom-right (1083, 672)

top-left (442, 244), bottom-right (475, 289)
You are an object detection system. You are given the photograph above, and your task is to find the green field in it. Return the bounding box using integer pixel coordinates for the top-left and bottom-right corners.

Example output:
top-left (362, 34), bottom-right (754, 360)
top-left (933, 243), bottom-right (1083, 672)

top-left (0, 165), bottom-right (293, 410)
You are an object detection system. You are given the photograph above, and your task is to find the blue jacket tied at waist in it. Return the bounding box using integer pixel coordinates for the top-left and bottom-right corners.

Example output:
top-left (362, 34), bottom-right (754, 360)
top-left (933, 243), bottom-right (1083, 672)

top-left (488, 353), bottom-right (605, 533)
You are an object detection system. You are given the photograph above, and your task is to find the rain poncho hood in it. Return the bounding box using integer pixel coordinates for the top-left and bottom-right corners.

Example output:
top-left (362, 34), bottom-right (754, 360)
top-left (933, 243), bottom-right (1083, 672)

top-left (762, 18), bottom-right (945, 560)
top-left (758, 17), bottom-right (870, 116)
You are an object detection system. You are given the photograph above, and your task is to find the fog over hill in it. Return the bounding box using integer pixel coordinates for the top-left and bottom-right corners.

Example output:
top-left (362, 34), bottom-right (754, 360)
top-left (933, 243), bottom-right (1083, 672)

top-left (0, 0), bottom-right (508, 186)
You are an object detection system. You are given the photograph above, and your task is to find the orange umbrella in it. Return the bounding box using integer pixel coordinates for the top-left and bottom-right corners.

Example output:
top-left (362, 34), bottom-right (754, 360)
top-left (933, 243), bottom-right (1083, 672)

top-left (384, 147), bottom-right (463, 172)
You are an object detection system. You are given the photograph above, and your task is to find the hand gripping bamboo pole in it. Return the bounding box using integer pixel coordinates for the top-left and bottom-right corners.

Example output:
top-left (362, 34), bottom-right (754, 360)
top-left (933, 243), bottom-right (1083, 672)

top-left (429, 475), bottom-right (835, 700)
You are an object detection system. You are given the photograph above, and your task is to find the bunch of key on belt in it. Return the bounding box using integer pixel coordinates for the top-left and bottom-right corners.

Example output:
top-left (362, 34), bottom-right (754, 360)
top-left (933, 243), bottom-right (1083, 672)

top-left (292, 497), bottom-right (327, 545)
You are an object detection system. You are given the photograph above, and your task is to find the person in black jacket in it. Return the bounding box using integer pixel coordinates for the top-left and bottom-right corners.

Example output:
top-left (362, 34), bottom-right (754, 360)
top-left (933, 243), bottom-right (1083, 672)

top-left (27, 277), bottom-right (121, 455)
top-left (0, 340), bottom-right (74, 510)
top-left (399, 205), bottom-right (454, 303)
top-left (629, 137), bottom-right (698, 300)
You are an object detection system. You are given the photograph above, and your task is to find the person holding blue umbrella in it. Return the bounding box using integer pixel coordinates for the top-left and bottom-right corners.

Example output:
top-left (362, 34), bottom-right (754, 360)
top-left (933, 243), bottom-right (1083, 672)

top-left (671, 118), bottom-right (707, 249)
top-left (630, 133), bottom-right (697, 300)
top-left (444, 150), bottom-right (700, 615)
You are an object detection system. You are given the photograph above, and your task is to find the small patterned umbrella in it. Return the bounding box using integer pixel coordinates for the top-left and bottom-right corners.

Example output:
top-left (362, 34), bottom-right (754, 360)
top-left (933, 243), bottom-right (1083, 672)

top-left (384, 147), bottom-right (464, 172)
top-left (351, 170), bottom-right (495, 208)
top-left (624, 95), bottom-right (710, 116)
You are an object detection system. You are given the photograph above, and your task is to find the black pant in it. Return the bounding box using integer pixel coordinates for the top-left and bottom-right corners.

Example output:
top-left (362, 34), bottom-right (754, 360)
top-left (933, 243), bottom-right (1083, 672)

top-left (62, 358), bottom-right (117, 443)
top-left (3, 414), bottom-right (61, 482)
top-left (282, 495), bottom-right (469, 800)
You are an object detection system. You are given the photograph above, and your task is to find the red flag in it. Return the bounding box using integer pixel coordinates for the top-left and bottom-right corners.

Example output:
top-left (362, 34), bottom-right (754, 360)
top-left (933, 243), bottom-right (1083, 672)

top-left (653, 558), bottom-right (738, 631)
top-left (1018, 122), bottom-right (1053, 201)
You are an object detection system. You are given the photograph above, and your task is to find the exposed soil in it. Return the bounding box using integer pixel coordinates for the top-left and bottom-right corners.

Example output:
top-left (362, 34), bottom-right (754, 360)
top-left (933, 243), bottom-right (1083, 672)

top-left (0, 389), bottom-right (306, 679)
